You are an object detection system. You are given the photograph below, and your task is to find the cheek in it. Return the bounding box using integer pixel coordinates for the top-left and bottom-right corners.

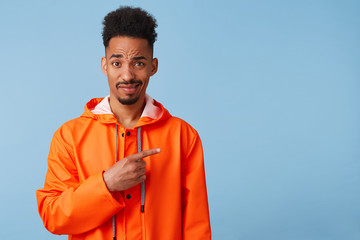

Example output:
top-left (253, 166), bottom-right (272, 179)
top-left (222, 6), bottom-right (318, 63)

top-left (141, 79), bottom-right (150, 89)
top-left (107, 69), bottom-right (120, 81)
top-left (107, 72), bottom-right (119, 88)
top-left (140, 67), bottom-right (153, 79)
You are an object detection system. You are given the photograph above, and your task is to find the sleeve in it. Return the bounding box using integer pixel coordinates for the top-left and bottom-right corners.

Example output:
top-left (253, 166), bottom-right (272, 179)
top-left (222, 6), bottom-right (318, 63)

top-left (181, 133), bottom-right (212, 239)
top-left (36, 125), bottom-right (125, 235)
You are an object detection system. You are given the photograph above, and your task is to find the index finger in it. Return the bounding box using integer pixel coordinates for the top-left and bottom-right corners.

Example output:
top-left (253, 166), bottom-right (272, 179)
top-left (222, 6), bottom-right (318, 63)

top-left (126, 148), bottom-right (161, 162)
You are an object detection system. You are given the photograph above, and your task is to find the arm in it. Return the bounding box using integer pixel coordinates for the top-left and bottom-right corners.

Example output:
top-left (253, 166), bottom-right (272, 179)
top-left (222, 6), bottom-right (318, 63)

top-left (36, 126), bottom-right (125, 235)
top-left (181, 133), bottom-right (211, 239)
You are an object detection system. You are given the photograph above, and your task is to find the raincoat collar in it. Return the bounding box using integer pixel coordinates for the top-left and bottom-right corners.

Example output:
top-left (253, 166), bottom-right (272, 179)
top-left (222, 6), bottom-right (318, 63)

top-left (81, 94), bottom-right (171, 127)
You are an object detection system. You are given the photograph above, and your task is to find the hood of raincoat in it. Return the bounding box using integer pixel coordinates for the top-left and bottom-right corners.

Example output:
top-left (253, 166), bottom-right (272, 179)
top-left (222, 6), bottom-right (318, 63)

top-left (80, 94), bottom-right (172, 127)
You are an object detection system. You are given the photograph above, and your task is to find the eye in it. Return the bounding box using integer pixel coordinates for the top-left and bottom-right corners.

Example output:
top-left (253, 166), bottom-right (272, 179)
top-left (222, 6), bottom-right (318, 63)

top-left (135, 62), bottom-right (145, 67)
top-left (112, 62), bottom-right (120, 67)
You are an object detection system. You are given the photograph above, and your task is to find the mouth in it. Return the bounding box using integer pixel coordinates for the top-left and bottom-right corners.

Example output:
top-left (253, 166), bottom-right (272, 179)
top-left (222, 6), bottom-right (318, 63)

top-left (118, 83), bottom-right (141, 94)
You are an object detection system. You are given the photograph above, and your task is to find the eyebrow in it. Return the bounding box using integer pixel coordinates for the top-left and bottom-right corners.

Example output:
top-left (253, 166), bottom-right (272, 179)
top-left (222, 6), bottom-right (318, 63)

top-left (132, 56), bottom-right (147, 60)
top-left (109, 54), bottom-right (123, 59)
top-left (109, 54), bottom-right (147, 60)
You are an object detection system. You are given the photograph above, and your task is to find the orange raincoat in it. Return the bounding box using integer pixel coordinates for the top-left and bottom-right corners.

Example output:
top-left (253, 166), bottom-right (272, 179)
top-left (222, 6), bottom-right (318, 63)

top-left (36, 95), bottom-right (211, 240)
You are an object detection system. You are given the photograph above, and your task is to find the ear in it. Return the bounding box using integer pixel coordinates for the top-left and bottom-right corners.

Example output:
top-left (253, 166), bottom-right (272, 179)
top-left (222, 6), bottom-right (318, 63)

top-left (150, 58), bottom-right (158, 76)
top-left (101, 56), bottom-right (108, 76)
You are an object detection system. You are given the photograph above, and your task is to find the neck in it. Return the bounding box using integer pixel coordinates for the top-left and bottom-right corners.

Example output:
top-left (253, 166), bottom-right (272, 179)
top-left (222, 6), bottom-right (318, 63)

top-left (109, 95), bottom-right (145, 129)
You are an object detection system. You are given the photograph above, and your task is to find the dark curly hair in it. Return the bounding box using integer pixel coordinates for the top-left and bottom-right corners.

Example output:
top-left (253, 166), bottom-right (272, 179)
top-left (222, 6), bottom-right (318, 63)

top-left (102, 6), bottom-right (158, 49)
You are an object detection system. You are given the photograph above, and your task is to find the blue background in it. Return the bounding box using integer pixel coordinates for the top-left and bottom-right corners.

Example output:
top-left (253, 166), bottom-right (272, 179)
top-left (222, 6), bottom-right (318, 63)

top-left (0, 0), bottom-right (359, 239)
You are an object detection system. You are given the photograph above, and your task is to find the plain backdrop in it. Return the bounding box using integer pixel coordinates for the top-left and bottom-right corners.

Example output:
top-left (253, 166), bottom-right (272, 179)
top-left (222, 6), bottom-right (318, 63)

top-left (0, 0), bottom-right (359, 239)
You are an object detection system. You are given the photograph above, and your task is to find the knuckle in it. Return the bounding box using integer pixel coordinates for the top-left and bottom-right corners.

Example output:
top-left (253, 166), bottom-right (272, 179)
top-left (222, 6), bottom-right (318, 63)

top-left (136, 167), bottom-right (145, 174)
top-left (128, 164), bottom-right (136, 172)
top-left (131, 173), bottom-right (141, 179)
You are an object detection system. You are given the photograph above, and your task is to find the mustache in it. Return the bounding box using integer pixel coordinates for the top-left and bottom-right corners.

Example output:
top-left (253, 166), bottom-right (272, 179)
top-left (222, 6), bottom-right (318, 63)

top-left (116, 80), bottom-right (143, 88)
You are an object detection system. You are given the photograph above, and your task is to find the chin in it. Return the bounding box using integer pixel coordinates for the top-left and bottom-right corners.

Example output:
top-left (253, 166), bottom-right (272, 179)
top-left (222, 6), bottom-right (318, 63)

top-left (117, 96), bottom-right (139, 105)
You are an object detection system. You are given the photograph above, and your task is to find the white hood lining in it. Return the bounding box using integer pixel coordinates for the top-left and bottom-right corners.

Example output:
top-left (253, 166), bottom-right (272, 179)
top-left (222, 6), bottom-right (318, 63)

top-left (90, 94), bottom-right (162, 120)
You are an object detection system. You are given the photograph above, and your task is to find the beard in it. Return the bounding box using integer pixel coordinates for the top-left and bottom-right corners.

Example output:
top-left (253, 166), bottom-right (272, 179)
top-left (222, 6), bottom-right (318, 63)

top-left (115, 79), bottom-right (143, 105)
top-left (117, 95), bottom-right (139, 105)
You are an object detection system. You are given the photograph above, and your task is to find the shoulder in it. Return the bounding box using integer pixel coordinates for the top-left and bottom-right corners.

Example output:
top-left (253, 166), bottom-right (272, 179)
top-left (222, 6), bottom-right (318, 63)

top-left (165, 116), bottom-right (198, 135)
top-left (161, 117), bottom-right (201, 149)
top-left (171, 116), bottom-right (197, 131)
top-left (57, 117), bottom-right (84, 132)
top-left (52, 116), bottom-right (94, 140)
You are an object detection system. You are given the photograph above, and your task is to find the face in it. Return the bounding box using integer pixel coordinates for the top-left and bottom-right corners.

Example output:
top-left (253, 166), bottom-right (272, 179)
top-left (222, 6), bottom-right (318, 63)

top-left (101, 36), bottom-right (158, 105)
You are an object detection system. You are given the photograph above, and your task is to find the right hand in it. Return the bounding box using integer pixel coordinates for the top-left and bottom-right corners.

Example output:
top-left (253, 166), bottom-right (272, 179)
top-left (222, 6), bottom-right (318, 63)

top-left (103, 148), bottom-right (161, 192)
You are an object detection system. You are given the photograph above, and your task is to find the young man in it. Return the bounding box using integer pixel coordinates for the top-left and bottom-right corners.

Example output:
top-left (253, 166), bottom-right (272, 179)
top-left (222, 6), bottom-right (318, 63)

top-left (36, 6), bottom-right (211, 240)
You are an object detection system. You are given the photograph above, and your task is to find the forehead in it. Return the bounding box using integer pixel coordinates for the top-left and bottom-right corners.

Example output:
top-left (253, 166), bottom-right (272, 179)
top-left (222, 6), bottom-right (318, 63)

top-left (106, 36), bottom-right (152, 58)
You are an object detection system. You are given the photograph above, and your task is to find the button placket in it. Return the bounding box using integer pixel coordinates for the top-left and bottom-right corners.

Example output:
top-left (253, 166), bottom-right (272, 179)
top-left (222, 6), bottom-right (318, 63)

top-left (118, 127), bottom-right (125, 162)
top-left (121, 127), bottom-right (143, 239)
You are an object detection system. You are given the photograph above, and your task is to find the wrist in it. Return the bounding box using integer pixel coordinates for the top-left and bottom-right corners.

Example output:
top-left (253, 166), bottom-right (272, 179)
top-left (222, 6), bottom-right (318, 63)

top-left (102, 171), bottom-right (114, 192)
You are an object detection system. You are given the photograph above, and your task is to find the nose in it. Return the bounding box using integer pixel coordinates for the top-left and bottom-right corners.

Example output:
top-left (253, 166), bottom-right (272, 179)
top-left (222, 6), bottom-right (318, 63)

top-left (121, 64), bottom-right (135, 82)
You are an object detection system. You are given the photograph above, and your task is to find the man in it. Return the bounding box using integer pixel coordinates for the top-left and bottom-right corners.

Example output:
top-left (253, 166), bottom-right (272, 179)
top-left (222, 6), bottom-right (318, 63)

top-left (36, 6), bottom-right (211, 240)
